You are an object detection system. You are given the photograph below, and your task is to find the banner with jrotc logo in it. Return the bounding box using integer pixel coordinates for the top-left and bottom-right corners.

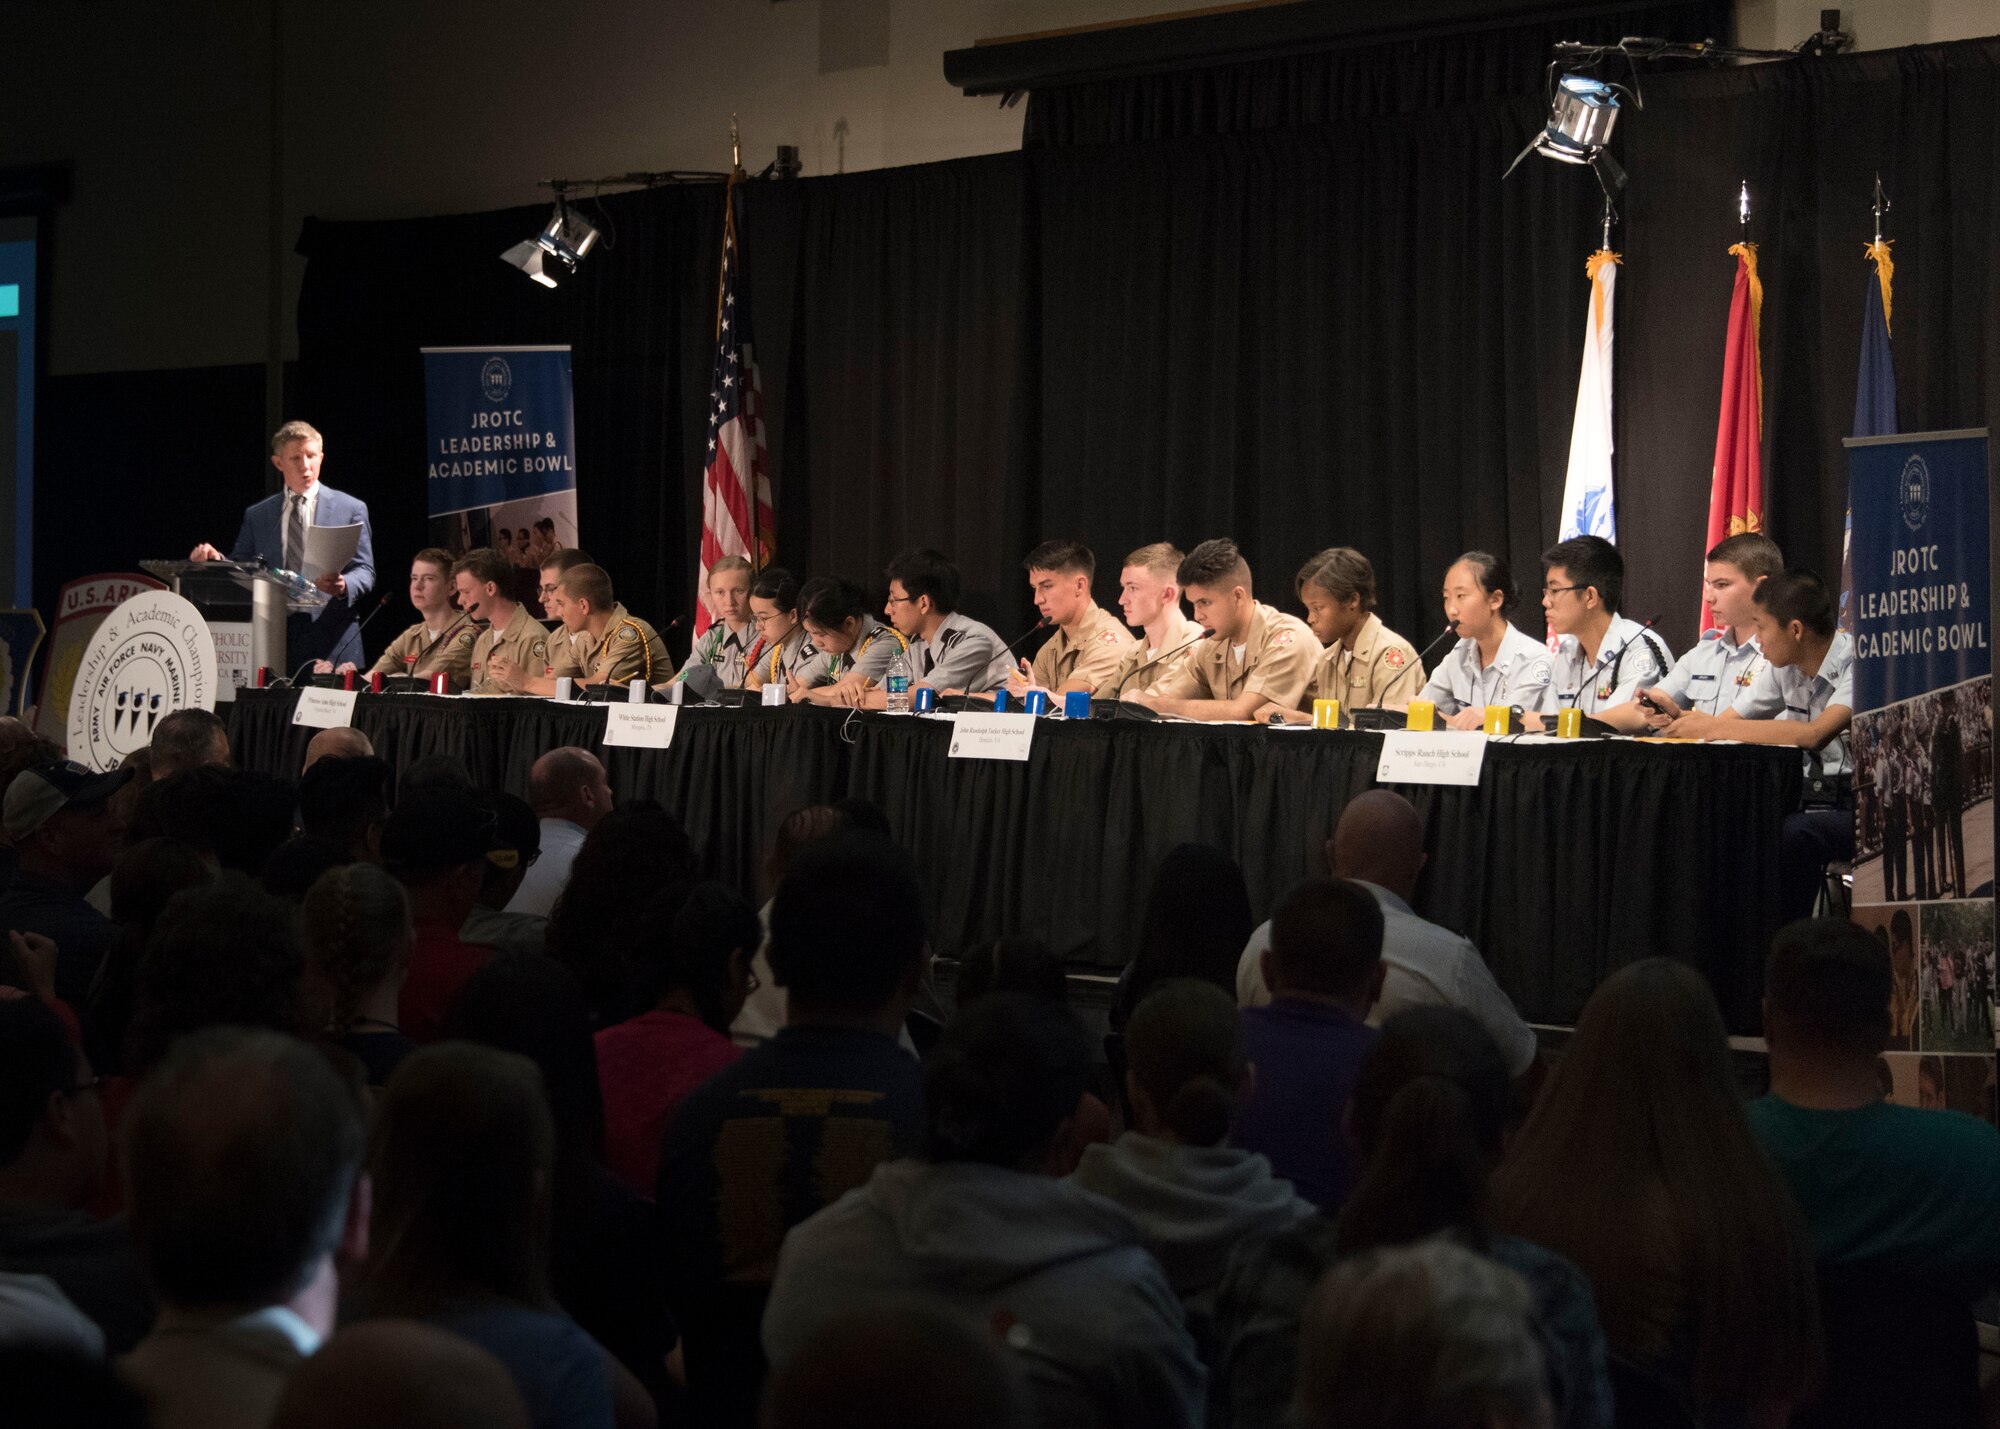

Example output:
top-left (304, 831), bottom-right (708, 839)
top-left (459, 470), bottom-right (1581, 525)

top-left (421, 345), bottom-right (578, 569)
top-left (1842, 429), bottom-right (1994, 1119)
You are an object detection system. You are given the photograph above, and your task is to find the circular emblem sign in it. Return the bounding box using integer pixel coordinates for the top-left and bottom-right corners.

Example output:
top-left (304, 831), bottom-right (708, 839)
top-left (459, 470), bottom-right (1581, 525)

top-left (66, 591), bottom-right (219, 771)
top-left (1899, 453), bottom-right (1931, 534)
top-left (481, 356), bottom-right (514, 403)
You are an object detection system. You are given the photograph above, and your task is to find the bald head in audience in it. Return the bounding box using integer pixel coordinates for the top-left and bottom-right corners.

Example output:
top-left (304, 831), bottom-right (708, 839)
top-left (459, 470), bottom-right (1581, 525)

top-left (526, 746), bottom-right (613, 831)
top-left (761, 1302), bottom-right (1029, 1429)
top-left (150, 708), bottom-right (231, 780)
top-left (303, 726), bottom-right (375, 773)
top-left (1329, 790), bottom-right (1427, 901)
top-left (270, 1320), bottom-right (529, 1429)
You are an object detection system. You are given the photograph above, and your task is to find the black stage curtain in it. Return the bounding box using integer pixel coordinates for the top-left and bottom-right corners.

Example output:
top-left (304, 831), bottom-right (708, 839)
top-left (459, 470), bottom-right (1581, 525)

top-left (1020, 1), bottom-right (1736, 147)
top-left (286, 39), bottom-right (2000, 666)
top-left (228, 691), bottom-right (1799, 1031)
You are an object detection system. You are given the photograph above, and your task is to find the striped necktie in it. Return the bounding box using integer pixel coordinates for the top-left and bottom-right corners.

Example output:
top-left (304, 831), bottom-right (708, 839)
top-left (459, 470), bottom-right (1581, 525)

top-left (286, 493), bottom-right (306, 570)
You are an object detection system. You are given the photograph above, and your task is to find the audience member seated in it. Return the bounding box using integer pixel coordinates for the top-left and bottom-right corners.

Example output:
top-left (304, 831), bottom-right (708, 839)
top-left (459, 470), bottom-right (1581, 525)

top-left (1289, 1241), bottom-right (1552, 1429)
top-left (89, 837), bottom-right (211, 1076)
top-left (133, 766), bottom-right (297, 877)
top-left (302, 863), bottom-right (416, 1087)
top-left (119, 1029), bottom-right (367, 1429)
top-left (1075, 980), bottom-right (1311, 1315)
top-left (507, 747), bottom-right (616, 918)
top-left (399, 753), bottom-right (475, 795)
top-left (147, 709), bottom-right (231, 781)
top-left (731, 804), bottom-right (843, 1046)
top-left (1, 1343), bottom-right (152, 1429)
top-left (447, 954), bottom-right (678, 1415)
top-left (759, 1302), bottom-right (1030, 1429)
top-left (1214, 1007), bottom-right (1609, 1429)
top-left (765, 992), bottom-right (1206, 1429)
top-left (658, 830), bottom-right (928, 1426)
top-left (1231, 877), bottom-right (1383, 1209)
top-left (125, 874), bottom-right (313, 1080)
top-left (597, 882), bottom-right (753, 1195)
top-left (270, 1319), bottom-right (529, 1429)
top-left (1751, 918), bottom-right (1998, 1429)
top-left (0, 996), bottom-right (152, 1353)
top-left (300, 726), bottom-right (374, 775)
top-left (546, 803), bottom-right (698, 1027)
top-left (0, 724), bottom-right (60, 888)
top-left (363, 1042), bottom-right (638, 1429)
top-left (0, 762), bottom-right (132, 1007)
top-left (260, 837), bottom-right (355, 903)
top-left (1111, 843), bottom-right (1254, 1031)
top-left (462, 793), bottom-right (549, 958)
top-left (955, 934), bottom-right (1110, 1171)
top-left (297, 755), bottom-right (392, 861)
top-left (377, 791), bottom-right (499, 1043)
top-left (1492, 958), bottom-right (1821, 1427)
top-left (1236, 791), bottom-right (1539, 1082)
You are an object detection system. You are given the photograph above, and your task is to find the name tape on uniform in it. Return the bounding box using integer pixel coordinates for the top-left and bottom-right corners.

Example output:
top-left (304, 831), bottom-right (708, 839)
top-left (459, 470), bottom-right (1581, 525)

top-left (292, 688), bottom-right (359, 730)
top-left (602, 704), bottom-right (680, 750)
top-left (948, 712), bottom-right (1036, 762)
top-left (1374, 730), bottom-right (1487, 787)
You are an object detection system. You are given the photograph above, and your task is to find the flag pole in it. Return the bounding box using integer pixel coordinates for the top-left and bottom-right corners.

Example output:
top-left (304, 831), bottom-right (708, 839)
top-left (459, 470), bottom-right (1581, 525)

top-left (1600, 193), bottom-right (1615, 253)
top-left (1738, 180), bottom-right (1750, 242)
top-left (1871, 172), bottom-right (1889, 246)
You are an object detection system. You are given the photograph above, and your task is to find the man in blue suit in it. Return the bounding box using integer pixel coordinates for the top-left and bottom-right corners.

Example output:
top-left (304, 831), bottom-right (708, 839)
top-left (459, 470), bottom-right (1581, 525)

top-left (189, 420), bottom-right (376, 669)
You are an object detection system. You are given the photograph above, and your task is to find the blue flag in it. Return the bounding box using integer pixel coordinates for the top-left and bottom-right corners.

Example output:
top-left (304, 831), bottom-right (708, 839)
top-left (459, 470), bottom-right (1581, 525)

top-left (1840, 243), bottom-right (1897, 634)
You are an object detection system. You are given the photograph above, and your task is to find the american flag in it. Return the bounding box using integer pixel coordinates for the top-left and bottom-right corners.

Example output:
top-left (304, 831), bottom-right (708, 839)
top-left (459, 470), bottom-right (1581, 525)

top-left (696, 180), bottom-right (772, 636)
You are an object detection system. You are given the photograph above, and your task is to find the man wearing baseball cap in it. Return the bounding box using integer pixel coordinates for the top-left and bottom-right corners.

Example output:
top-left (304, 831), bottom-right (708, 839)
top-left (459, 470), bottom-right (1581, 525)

top-left (379, 791), bottom-right (503, 1043)
top-left (0, 763), bottom-right (133, 1007)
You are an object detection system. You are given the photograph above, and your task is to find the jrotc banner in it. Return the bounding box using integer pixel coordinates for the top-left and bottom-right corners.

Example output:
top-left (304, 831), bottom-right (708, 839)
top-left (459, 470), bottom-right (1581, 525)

top-left (1842, 428), bottom-right (1994, 1117)
top-left (421, 345), bottom-right (579, 564)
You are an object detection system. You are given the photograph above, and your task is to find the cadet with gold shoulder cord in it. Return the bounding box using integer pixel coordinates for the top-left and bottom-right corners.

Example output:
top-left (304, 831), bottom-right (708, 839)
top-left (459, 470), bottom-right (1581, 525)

top-left (1258, 547), bottom-right (1424, 722)
top-left (742, 568), bottom-right (818, 693)
top-left (791, 576), bottom-right (909, 708)
top-left (678, 554), bottom-right (759, 690)
top-left (456, 547), bottom-right (551, 695)
top-left (1127, 539), bottom-right (1320, 721)
top-left (557, 564), bottom-right (670, 688)
top-left (1009, 540), bottom-right (1136, 698)
top-left (1106, 542), bottom-right (1201, 699)
top-left (327, 548), bottom-right (476, 687)
top-left (486, 547), bottom-right (599, 696)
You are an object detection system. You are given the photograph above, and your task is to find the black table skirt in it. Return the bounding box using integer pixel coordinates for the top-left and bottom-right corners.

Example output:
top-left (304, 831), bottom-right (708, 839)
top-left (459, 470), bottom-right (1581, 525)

top-left (228, 691), bottom-right (1802, 1030)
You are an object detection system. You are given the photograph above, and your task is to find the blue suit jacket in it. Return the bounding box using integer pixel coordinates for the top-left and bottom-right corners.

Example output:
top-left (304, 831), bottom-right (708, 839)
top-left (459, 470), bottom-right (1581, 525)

top-left (229, 484), bottom-right (376, 668)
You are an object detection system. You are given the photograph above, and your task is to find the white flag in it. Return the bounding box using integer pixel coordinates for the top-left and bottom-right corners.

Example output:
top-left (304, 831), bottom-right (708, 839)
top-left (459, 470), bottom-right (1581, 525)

top-left (1558, 251), bottom-right (1619, 542)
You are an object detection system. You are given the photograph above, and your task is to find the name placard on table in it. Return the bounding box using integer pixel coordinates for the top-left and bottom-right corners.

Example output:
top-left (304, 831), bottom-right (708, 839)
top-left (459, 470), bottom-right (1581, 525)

top-left (948, 712), bottom-right (1036, 762)
top-left (1374, 730), bottom-right (1487, 787)
top-left (602, 705), bottom-right (680, 750)
top-left (291, 688), bottom-right (359, 729)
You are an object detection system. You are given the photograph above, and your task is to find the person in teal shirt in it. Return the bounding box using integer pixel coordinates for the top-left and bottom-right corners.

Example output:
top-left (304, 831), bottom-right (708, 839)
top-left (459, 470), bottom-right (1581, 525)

top-left (1747, 917), bottom-right (2000, 1302)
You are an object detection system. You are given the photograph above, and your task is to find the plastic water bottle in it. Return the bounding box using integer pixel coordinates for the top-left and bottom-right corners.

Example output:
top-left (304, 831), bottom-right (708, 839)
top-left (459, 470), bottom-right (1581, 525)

top-left (884, 648), bottom-right (913, 714)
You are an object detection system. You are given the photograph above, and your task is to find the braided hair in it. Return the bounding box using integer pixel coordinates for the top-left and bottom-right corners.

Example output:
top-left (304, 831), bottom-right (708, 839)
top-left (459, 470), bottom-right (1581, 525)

top-left (301, 863), bottom-right (413, 1032)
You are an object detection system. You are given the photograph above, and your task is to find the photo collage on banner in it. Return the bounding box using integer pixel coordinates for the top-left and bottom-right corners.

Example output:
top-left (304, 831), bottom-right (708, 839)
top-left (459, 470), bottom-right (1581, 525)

top-left (1843, 429), bottom-right (1995, 1119)
top-left (421, 346), bottom-right (578, 621)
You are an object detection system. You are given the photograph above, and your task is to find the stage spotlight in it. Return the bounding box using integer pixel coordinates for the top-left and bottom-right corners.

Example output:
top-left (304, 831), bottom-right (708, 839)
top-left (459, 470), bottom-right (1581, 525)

top-left (1502, 73), bottom-right (1628, 194)
top-left (500, 199), bottom-right (600, 287)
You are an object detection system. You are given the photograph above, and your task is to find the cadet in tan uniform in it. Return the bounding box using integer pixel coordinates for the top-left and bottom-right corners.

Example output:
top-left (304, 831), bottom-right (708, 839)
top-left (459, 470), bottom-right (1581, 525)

top-left (558, 564), bottom-right (670, 688)
top-left (1256, 547), bottom-right (1424, 721)
top-left (485, 547), bottom-right (599, 695)
top-left (792, 576), bottom-right (909, 708)
top-left (1010, 540), bottom-right (1136, 698)
top-left (453, 547), bottom-right (551, 695)
top-left (323, 548), bottom-right (475, 687)
top-left (1128, 539), bottom-right (1320, 721)
top-left (1106, 541), bottom-right (1202, 700)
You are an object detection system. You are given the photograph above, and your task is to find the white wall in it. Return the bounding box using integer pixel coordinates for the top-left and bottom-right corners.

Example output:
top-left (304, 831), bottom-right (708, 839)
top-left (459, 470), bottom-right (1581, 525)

top-left (8, 0), bottom-right (1992, 377)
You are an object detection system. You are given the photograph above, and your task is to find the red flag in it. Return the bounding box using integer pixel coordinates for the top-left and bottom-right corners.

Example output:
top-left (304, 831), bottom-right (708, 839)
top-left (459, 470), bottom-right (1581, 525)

top-left (695, 178), bottom-right (773, 637)
top-left (1701, 242), bottom-right (1764, 631)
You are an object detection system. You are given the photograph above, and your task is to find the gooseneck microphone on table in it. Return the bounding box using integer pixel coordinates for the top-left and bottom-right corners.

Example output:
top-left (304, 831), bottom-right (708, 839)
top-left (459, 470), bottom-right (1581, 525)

top-left (278, 595), bottom-right (388, 687)
top-left (1111, 628), bottom-right (1214, 718)
top-left (1348, 620), bottom-right (1458, 728)
top-left (579, 614), bottom-right (683, 702)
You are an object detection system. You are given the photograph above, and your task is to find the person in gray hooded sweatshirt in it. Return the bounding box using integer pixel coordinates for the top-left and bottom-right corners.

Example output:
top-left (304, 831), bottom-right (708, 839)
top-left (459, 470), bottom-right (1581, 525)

top-left (762, 992), bottom-right (1205, 1429)
top-left (1070, 980), bottom-right (1313, 1333)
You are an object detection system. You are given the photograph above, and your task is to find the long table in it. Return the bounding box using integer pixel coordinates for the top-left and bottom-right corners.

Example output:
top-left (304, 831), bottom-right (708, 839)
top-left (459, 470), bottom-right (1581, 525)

top-left (227, 690), bottom-right (1802, 1031)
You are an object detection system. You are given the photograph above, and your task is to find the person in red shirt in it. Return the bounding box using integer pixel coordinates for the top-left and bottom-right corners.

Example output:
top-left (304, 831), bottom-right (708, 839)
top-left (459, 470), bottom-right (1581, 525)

top-left (595, 884), bottom-right (756, 1196)
top-left (380, 791), bottom-right (501, 1043)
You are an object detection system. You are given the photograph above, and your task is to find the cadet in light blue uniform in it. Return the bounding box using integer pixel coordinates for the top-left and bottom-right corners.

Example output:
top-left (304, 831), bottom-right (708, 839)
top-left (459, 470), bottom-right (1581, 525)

top-left (1529, 534), bottom-right (1672, 718)
top-left (1417, 551), bottom-right (1553, 729)
top-left (1602, 532), bottom-right (1783, 732)
top-left (1663, 569), bottom-right (1856, 921)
